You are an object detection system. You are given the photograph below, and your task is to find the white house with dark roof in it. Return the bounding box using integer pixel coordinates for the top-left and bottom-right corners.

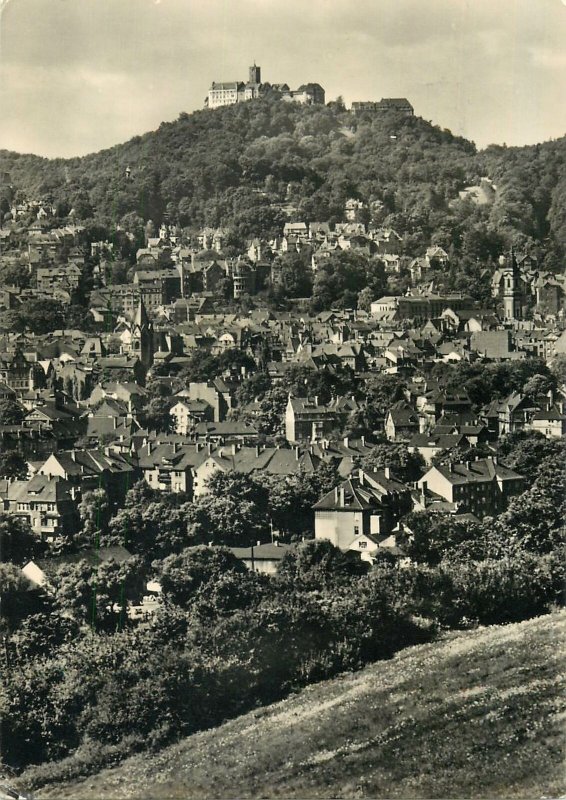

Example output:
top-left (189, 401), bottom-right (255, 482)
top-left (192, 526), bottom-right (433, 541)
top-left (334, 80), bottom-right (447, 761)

top-left (313, 469), bottom-right (412, 549)
top-left (528, 405), bottom-right (566, 439)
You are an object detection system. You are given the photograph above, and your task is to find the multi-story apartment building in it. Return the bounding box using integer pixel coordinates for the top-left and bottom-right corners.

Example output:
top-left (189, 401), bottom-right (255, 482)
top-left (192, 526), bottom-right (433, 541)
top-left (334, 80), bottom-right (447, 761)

top-left (417, 457), bottom-right (524, 519)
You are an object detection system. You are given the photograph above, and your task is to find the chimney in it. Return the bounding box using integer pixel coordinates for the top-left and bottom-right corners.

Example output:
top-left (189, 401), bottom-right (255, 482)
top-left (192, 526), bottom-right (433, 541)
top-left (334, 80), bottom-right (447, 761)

top-left (361, 435), bottom-right (365, 447)
top-left (113, 417), bottom-right (117, 430)
top-left (466, 460), bottom-right (471, 471)
top-left (256, 540), bottom-right (261, 547)
top-left (493, 455), bottom-right (498, 465)
top-left (195, 442), bottom-right (202, 452)
top-left (359, 469), bottom-right (364, 484)
top-left (420, 480), bottom-right (427, 497)
top-left (384, 467), bottom-right (390, 479)
top-left (314, 395), bottom-right (319, 407)
top-left (219, 448), bottom-right (224, 458)
top-left (334, 486), bottom-right (338, 502)
top-left (147, 442), bottom-right (151, 455)
top-left (295, 446), bottom-right (300, 460)
top-left (449, 462), bottom-right (454, 473)
top-left (255, 445), bottom-right (260, 457)
top-left (70, 450), bottom-right (76, 462)
top-left (339, 487), bottom-right (345, 505)
top-left (207, 443), bottom-right (212, 454)
top-left (231, 443), bottom-right (237, 456)
top-left (343, 436), bottom-right (349, 449)
top-left (419, 415), bottom-right (427, 434)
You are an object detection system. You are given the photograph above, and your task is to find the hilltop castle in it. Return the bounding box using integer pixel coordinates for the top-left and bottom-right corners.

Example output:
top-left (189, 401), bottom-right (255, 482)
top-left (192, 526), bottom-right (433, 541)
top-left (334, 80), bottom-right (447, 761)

top-left (205, 64), bottom-right (325, 109)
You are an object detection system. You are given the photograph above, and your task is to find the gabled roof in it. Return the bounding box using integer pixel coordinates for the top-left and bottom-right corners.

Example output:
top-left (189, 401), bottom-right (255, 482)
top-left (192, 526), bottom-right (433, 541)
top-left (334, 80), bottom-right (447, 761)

top-left (409, 433), bottom-right (468, 449)
top-left (229, 543), bottom-right (294, 561)
top-left (531, 405), bottom-right (566, 421)
top-left (313, 478), bottom-right (383, 511)
top-left (386, 400), bottom-right (419, 426)
top-left (138, 443), bottom-right (210, 470)
top-left (41, 449), bottom-right (135, 478)
top-left (430, 458), bottom-right (523, 486)
top-left (8, 474), bottom-right (75, 504)
top-left (193, 421), bottom-right (258, 436)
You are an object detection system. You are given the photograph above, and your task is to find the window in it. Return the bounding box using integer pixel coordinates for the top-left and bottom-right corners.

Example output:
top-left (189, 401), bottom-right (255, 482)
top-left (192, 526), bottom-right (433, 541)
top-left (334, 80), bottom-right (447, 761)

top-left (359, 541), bottom-right (367, 549)
top-left (354, 525), bottom-right (359, 536)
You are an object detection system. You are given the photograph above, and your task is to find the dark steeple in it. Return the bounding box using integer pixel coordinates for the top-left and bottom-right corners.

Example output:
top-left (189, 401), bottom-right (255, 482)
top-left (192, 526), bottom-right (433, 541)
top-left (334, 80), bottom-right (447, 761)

top-left (130, 298), bottom-right (154, 368)
top-left (249, 63), bottom-right (261, 84)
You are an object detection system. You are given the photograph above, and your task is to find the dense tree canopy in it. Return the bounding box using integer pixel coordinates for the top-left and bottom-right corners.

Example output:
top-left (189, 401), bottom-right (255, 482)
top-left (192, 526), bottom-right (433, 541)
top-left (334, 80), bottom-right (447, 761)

top-left (2, 100), bottom-right (564, 264)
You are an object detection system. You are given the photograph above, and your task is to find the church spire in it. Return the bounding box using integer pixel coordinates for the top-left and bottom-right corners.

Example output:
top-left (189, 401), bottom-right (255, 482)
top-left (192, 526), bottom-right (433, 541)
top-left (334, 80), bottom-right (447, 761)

top-left (502, 247), bottom-right (521, 321)
top-left (133, 297), bottom-right (149, 328)
top-left (129, 296), bottom-right (154, 369)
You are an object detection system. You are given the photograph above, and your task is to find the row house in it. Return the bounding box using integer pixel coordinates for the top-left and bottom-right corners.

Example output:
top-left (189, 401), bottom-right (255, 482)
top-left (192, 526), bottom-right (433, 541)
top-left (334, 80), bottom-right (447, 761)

top-left (371, 293), bottom-right (475, 322)
top-left (416, 457), bottom-right (524, 519)
top-left (36, 263), bottom-right (82, 294)
top-left (37, 448), bottom-right (138, 508)
top-left (138, 441), bottom-right (209, 495)
top-left (192, 443), bottom-right (323, 498)
top-left (133, 269), bottom-right (182, 306)
top-left (192, 420), bottom-right (259, 444)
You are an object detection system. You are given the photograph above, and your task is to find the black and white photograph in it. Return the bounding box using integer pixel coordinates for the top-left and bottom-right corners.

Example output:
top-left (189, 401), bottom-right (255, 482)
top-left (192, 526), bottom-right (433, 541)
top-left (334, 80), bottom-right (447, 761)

top-left (0, 1), bottom-right (565, 798)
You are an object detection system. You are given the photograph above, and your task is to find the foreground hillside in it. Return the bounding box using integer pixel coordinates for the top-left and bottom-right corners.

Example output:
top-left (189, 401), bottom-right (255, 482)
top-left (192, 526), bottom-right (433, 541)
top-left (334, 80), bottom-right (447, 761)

top-left (27, 612), bottom-right (565, 800)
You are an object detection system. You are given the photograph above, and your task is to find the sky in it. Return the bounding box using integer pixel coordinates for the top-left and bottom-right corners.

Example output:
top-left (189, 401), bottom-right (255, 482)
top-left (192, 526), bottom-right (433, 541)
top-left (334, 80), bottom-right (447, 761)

top-left (0, 0), bottom-right (565, 159)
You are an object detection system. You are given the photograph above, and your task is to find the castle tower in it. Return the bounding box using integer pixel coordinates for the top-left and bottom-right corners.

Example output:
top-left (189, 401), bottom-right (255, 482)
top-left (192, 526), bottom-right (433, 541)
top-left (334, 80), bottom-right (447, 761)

top-left (130, 298), bottom-right (154, 368)
top-left (249, 63), bottom-right (261, 84)
top-left (500, 249), bottom-right (522, 321)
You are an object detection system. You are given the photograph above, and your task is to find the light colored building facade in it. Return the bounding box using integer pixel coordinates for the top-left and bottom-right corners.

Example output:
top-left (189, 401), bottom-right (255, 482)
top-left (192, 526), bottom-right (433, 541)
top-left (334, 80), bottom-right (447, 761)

top-left (205, 65), bottom-right (325, 109)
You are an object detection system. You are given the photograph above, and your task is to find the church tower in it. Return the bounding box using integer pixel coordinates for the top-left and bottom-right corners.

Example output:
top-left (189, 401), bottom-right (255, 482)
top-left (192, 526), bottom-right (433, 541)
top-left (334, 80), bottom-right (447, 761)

top-left (130, 298), bottom-right (154, 369)
top-left (501, 249), bottom-right (522, 321)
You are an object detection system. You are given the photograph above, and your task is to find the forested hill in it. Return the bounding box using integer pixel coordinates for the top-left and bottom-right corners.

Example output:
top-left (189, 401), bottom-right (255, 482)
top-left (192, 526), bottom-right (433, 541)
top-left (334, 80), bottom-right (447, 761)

top-left (1, 98), bottom-right (565, 263)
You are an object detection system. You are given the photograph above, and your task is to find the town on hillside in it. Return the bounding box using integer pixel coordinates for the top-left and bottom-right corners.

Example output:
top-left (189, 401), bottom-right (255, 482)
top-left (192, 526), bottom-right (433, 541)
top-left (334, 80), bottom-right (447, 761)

top-left (0, 176), bottom-right (564, 601)
top-left (0, 86), bottom-right (564, 792)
